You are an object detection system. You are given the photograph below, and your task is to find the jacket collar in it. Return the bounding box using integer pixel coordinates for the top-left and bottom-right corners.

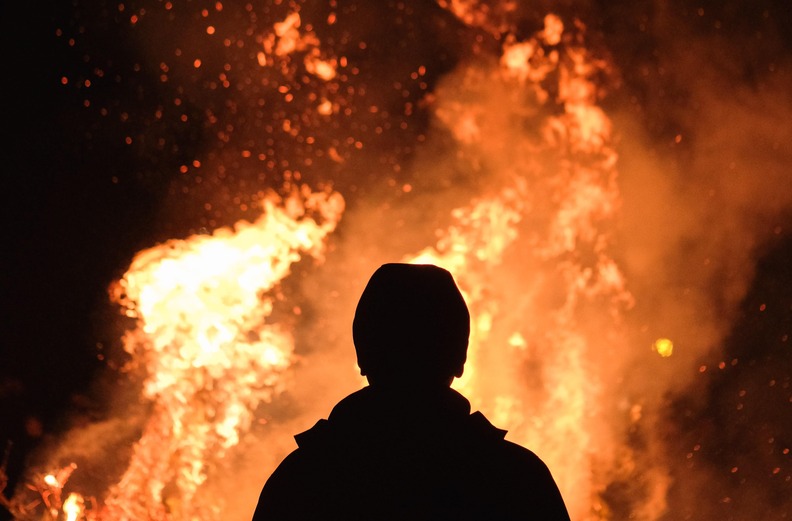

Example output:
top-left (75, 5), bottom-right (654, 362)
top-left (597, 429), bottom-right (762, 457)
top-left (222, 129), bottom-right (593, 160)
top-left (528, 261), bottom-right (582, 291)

top-left (295, 385), bottom-right (506, 448)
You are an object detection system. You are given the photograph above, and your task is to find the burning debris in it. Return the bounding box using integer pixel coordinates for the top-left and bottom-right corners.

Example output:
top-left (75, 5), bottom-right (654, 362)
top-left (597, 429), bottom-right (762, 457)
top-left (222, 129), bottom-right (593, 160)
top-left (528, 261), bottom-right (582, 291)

top-left (2, 461), bottom-right (97, 521)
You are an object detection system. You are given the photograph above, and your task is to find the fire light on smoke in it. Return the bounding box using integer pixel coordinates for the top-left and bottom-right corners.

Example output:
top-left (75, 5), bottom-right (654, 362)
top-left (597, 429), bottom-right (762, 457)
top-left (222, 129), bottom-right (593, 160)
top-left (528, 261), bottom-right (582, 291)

top-left (405, 12), bottom-right (639, 518)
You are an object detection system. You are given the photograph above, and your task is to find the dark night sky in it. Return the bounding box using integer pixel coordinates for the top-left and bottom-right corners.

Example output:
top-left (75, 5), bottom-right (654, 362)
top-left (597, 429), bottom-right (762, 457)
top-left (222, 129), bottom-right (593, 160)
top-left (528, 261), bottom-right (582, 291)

top-left (2, 1), bottom-right (791, 519)
top-left (3, 0), bottom-right (177, 496)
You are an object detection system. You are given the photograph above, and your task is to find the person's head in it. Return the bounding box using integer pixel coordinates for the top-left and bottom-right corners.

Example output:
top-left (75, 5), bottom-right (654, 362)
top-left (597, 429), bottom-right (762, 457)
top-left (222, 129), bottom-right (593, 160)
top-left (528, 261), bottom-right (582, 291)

top-left (352, 263), bottom-right (470, 388)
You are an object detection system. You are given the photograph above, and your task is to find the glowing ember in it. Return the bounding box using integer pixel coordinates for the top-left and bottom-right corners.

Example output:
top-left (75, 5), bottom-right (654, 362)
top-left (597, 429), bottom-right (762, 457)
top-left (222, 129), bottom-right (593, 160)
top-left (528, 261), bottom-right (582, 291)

top-left (653, 338), bottom-right (674, 358)
top-left (259, 11), bottom-right (337, 82)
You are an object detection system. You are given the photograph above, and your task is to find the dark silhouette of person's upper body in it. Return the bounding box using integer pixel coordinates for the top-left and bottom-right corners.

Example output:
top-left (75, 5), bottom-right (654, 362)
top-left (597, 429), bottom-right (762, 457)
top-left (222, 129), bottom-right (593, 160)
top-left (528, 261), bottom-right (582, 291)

top-left (252, 263), bottom-right (571, 521)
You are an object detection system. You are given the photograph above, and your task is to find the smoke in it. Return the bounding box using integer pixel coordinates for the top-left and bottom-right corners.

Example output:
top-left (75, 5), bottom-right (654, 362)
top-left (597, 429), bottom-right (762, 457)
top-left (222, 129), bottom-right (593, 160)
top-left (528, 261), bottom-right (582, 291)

top-left (606, 1), bottom-right (792, 519)
top-left (615, 62), bottom-right (792, 390)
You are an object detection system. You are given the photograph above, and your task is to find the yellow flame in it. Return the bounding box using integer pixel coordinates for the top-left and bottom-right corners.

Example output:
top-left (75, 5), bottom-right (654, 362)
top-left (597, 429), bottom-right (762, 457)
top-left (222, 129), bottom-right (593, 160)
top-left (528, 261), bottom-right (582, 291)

top-left (102, 187), bottom-right (343, 520)
top-left (63, 493), bottom-right (85, 521)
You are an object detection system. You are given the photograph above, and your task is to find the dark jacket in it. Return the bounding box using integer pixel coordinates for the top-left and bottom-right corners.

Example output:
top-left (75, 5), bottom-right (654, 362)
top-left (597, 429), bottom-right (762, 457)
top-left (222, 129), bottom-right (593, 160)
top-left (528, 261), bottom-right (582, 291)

top-left (252, 386), bottom-right (570, 521)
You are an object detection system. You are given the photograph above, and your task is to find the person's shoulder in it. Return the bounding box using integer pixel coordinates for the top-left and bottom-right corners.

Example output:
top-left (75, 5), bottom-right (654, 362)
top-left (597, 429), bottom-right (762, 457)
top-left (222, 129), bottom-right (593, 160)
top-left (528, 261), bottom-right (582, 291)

top-left (466, 412), bottom-right (555, 474)
top-left (264, 419), bottom-right (334, 482)
top-left (294, 418), bottom-right (331, 449)
top-left (264, 446), bottom-right (309, 483)
top-left (500, 439), bottom-right (554, 471)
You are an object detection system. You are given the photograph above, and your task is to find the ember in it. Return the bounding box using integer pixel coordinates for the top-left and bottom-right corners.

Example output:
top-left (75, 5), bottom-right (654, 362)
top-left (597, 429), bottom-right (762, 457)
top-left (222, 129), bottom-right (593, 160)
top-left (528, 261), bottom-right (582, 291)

top-left (653, 338), bottom-right (674, 358)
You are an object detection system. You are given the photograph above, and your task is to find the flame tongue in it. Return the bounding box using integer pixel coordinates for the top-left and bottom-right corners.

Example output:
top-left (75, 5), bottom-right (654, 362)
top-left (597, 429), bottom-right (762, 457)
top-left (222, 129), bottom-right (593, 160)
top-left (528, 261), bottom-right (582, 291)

top-left (103, 188), bottom-right (343, 520)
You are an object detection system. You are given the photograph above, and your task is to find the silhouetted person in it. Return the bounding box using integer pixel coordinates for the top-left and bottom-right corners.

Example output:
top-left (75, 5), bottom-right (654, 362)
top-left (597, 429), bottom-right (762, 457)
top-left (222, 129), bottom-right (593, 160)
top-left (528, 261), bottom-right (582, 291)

top-left (252, 263), bottom-right (570, 520)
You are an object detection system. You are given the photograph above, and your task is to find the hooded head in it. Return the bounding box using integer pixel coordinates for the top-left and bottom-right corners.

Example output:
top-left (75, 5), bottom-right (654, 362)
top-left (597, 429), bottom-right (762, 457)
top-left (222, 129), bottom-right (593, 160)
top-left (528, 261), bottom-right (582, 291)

top-left (352, 263), bottom-right (470, 387)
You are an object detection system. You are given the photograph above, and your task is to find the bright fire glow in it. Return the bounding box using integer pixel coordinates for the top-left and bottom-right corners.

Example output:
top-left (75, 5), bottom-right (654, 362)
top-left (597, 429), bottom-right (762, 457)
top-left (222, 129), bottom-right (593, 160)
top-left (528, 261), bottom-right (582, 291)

top-left (63, 493), bottom-right (85, 521)
top-left (99, 187), bottom-right (343, 520)
top-left (13, 2), bottom-right (779, 521)
top-left (406, 13), bottom-right (637, 518)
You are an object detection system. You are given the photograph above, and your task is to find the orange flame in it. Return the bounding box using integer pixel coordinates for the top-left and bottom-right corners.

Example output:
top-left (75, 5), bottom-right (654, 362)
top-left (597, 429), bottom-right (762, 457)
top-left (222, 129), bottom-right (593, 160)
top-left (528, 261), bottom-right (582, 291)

top-left (407, 11), bottom-right (647, 521)
top-left (101, 187), bottom-right (343, 520)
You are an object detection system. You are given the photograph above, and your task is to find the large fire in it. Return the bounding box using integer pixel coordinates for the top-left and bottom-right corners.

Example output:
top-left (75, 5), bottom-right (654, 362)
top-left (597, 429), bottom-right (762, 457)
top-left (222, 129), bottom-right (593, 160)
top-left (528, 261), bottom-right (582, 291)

top-left (4, 2), bottom-right (790, 521)
top-left (102, 187), bottom-right (343, 520)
